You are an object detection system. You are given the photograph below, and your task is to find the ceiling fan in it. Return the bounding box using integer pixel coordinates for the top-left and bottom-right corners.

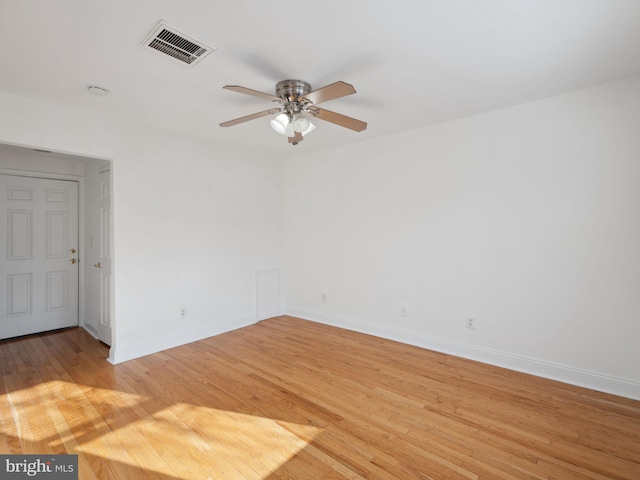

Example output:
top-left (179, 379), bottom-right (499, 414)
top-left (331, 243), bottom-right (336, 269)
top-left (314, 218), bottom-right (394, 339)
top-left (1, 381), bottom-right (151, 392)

top-left (219, 79), bottom-right (367, 145)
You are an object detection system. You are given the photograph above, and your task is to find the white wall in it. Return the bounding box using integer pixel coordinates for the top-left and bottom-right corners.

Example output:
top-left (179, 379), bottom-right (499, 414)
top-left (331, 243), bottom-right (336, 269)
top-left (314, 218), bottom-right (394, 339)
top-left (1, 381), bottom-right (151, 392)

top-left (111, 130), bottom-right (282, 361)
top-left (283, 75), bottom-right (640, 399)
top-left (2, 75), bottom-right (639, 398)
top-left (0, 91), bottom-right (283, 363)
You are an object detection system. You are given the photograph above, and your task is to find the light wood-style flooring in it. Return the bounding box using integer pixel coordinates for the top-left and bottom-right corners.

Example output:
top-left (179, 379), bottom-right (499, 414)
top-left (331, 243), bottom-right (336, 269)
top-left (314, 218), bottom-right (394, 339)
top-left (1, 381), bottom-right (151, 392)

top-left (1, 316), bottom-right (639, 479)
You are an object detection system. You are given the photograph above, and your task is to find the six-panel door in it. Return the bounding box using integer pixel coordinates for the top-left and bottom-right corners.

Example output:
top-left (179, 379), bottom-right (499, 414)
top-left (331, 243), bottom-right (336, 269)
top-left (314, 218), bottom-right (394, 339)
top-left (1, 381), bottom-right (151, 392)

top-left (0, 174), bottom-right (79, 340)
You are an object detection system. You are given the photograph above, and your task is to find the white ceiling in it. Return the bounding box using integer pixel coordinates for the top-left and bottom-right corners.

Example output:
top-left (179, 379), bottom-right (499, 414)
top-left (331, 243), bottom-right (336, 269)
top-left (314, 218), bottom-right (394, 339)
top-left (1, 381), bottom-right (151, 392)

top-left (1, 0), bottom-right (640, 157)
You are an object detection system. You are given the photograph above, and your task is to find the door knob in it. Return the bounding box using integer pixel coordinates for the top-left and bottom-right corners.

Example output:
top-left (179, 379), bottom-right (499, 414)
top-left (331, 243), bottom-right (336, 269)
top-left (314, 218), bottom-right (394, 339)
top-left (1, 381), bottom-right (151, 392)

top-left (69, 259), bottom-right (77, 264)
top-left (94, 262), bottom-right (101, 268)
top-left (69, 248), bottom-right (76, 254)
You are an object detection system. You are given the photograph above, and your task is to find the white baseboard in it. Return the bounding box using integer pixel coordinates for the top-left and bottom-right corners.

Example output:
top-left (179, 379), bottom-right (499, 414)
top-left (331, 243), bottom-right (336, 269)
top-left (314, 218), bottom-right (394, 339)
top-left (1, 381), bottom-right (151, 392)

top-left (287, 307), bottom-right (640, 401)
top-left (82, 323), bottom-right (99, 339)
top-left (107, 315), bottom-right (256, 364)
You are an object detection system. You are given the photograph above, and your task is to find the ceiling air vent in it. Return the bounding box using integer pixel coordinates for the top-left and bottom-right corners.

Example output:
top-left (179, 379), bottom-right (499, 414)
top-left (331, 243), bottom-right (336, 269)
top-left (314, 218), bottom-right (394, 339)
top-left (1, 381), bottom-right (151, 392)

top-left (142, 21), bottom-right (214, 66)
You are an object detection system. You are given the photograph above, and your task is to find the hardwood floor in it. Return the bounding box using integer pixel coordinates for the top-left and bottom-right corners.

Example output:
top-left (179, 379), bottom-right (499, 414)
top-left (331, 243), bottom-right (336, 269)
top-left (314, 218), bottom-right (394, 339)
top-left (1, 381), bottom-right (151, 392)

top-left (1, 316), bottom-right (639, 479)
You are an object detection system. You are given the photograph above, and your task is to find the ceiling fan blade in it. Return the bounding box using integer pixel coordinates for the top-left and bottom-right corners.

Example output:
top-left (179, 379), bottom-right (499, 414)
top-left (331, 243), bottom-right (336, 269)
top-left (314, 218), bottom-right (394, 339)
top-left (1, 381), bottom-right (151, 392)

top-left (307, 107), bottom-right (367, 132)
top-left (223, 85), bottom-right (280, 102)
top-left (300, 81), bottom-right (356, 105)
top-left (219, 108), bottom-right (282, 127)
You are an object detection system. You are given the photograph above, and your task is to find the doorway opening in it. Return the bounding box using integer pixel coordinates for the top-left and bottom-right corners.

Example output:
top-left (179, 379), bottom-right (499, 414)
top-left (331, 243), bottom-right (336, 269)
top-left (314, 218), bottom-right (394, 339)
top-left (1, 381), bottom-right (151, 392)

top-left (0, 143), bottom-right (113, 350)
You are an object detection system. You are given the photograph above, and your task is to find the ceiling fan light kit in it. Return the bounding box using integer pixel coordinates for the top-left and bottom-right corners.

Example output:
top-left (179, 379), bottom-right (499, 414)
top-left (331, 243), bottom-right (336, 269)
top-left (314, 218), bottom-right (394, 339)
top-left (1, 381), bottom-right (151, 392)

top-left (270, 113), bottom-right (315, 137)
top-left (269, 114), bottom-right (291, 135)
top-left (220, 79), bottom-right (367, 145)
top-left (292, 114), bottom-right (310, 133)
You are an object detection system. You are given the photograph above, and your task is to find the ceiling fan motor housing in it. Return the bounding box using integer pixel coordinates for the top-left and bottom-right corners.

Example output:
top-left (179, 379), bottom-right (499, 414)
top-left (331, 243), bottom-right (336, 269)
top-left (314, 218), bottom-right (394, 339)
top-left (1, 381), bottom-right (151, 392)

top-left (275, 80), bottom-right (312, 102)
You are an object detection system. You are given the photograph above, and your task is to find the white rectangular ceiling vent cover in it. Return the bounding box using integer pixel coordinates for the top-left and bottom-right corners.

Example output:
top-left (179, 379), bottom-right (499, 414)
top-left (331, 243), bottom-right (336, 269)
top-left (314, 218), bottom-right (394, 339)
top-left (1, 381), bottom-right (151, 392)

top-left (142, 21), bottom-right (214, 66)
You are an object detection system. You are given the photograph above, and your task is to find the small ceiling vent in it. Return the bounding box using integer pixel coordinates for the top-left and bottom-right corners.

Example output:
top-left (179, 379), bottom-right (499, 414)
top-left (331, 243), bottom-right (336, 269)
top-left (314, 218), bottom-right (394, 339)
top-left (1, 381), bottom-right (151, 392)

top-left (142, 21), bottom-right (214, 66)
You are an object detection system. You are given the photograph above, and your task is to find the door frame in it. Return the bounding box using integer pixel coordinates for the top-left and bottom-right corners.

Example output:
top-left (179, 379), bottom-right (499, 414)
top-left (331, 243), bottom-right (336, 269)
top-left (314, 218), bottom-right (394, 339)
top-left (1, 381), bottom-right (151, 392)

top-left (96, 165), bottom-right (112, 346)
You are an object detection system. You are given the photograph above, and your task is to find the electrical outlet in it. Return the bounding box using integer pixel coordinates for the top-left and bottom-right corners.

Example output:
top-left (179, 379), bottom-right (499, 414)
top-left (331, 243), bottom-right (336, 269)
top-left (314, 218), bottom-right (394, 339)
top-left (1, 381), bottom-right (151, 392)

top-left (400, 305), bottom-right (408, 317)
top-left (466, 317), bottom-right (476, 329)
top-left (180, 307), bottom-right (188, 318)
top-left (321, 293), bottom-right (327, 303)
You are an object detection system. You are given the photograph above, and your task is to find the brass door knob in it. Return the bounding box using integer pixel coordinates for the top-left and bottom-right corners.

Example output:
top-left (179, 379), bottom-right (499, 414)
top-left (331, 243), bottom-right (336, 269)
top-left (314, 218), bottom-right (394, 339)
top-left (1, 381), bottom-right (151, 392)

top-left (94, 262), bottom-right (101, 268)
top-left (69, 259), bottom-right (77, 264)
top-left (69, 248), bottom-right (76, 254)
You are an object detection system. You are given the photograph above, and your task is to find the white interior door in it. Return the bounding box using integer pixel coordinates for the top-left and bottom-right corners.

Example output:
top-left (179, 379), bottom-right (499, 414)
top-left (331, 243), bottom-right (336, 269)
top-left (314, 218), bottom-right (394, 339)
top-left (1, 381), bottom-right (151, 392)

top-left (0, 174), bottom-right (79, 340)
top-left (96, 170), bottom-right (111, 345)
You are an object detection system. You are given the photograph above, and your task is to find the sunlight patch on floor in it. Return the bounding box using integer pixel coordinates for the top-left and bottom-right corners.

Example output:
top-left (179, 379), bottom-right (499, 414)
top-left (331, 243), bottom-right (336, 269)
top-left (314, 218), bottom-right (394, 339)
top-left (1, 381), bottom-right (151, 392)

top-left (3, 379), bottom-right (324, 478)
top-left (76, 402), bottom-right (324, 479)
top-left (1, 380), bottom-right (147, 446)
